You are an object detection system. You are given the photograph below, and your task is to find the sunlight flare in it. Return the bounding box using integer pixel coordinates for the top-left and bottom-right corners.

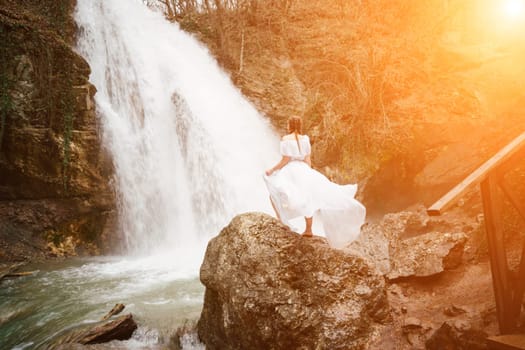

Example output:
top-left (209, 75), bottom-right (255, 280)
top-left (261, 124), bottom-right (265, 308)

top-left (503, 0), bottom-right (525, 20)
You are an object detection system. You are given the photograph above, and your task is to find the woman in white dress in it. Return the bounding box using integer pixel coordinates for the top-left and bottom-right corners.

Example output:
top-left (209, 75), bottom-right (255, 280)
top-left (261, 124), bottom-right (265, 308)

top-left (264, 116), bottom-right (366, 249)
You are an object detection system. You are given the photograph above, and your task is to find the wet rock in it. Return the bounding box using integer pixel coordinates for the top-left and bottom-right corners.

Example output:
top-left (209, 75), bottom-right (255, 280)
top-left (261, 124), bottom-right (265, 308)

top-left (198, 212), bottom-right (389, 350)
top-left (171, 321), bottom-right (201, 350)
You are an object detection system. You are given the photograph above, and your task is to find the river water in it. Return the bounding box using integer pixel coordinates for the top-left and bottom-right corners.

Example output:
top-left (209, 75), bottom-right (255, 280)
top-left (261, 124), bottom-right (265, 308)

top-left (1, 0), bottom-right (280, 348)
top-left (1, 256), bottom-right (203, 349)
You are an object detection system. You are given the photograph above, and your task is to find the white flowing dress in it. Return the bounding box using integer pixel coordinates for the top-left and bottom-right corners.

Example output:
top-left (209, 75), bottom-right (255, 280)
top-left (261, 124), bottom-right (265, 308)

top-left (264, 135), bottom-right (366, 249)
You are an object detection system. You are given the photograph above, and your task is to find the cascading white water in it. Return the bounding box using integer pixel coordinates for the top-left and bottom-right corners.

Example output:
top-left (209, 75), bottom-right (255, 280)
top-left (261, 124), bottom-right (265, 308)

top-left (74, 0), bottom-right (279, 261)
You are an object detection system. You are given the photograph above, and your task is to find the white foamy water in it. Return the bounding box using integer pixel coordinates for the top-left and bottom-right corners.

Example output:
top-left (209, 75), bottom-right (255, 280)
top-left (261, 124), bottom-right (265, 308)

top-left (75, 0), bottom-right (279, 261)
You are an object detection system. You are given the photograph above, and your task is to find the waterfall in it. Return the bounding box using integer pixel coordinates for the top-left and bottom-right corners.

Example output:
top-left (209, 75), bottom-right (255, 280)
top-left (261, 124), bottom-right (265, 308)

top-left (74, 0), bottom-right (279, 261)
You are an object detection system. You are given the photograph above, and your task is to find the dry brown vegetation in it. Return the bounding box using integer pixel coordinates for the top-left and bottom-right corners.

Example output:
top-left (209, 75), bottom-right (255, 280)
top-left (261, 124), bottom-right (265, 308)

top-left (154, 0), bottom-right (525, 213)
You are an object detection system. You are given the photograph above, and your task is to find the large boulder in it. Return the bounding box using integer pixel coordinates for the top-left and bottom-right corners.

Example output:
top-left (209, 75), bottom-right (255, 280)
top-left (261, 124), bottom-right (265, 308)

top-left (198, 212), bottom-right (389, 350)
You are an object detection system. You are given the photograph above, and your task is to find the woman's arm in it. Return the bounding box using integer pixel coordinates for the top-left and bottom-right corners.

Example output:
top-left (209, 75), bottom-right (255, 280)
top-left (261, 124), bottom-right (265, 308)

top-left (304, 155), bottom-right (311, 167)
top-left (265, 156), bottom-right (291, 176)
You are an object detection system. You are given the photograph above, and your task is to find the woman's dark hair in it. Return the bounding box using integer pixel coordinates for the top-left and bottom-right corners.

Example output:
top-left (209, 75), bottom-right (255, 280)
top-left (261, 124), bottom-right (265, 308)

top-left (288, 116), bottom-right (303, 151)
top-left (288, 116), bottom-right (302, 134)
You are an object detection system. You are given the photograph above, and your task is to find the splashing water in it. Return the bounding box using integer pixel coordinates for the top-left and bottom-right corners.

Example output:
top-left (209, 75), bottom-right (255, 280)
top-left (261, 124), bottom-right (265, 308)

top-left (75, 0), bottom-right (279, 259)
top-left (0, 257), bottom-right (205, 349)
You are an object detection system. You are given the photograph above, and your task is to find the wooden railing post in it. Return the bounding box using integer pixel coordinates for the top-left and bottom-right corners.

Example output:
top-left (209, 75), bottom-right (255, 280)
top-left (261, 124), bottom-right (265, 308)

top-left (481, 175), bottom-right (514, 333)
top-left (428, 131), bottom-right (525, 334)
top-left (513, 242), bottom-right (525, 325)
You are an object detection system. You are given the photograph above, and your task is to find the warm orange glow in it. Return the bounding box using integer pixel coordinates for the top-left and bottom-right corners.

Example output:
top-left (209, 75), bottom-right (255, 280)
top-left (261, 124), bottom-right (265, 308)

top-left (503, 0), bottom-right (525, 20)
top-left (457, 0), bottom-right (525, 44)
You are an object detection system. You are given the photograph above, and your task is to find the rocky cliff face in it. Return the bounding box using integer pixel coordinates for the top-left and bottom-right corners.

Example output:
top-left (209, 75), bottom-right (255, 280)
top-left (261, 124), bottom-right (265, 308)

top-left (0, 0), bottom-right (115, 261)
top-left (198, 213), bottom-right (390, 350)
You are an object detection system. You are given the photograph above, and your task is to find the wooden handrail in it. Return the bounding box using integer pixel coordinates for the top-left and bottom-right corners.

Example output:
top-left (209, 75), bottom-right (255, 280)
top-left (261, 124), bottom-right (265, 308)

top-left (427, 131), bottom-right (525, 216)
